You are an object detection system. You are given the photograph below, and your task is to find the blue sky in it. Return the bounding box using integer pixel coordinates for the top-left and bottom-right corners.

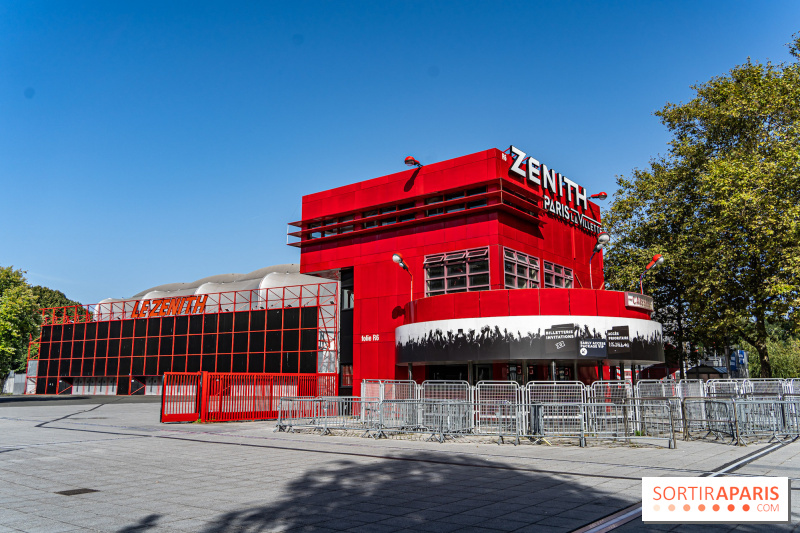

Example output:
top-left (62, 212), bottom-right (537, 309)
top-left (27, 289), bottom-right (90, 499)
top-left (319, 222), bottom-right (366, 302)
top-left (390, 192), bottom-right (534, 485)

top-left (2, 1), bottom-right (798, 304)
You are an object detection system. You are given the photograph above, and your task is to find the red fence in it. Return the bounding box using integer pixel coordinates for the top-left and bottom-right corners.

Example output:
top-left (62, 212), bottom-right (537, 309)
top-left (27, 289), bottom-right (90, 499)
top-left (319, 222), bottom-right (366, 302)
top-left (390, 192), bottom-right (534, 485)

top-left (161, 372), bottom-right (338, 423)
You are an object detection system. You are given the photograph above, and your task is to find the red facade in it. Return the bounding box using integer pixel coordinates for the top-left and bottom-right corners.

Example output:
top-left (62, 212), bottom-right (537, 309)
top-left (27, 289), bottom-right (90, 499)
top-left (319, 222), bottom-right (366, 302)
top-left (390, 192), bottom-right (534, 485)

top-left (290, 147), bottom-right (652, 388)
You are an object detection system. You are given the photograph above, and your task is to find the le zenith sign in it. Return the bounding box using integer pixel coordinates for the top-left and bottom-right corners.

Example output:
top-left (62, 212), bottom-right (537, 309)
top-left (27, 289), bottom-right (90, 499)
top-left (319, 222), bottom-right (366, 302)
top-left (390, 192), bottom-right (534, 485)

top-left (505, 146), bottom-right (603, 234)
top-left (129, 295), bottom-right (209, 319)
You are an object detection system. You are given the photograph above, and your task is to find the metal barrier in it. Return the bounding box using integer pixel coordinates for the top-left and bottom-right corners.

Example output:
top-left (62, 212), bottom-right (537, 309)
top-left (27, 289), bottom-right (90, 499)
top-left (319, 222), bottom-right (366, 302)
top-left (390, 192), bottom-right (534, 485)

top-left (589, 380), bottom-right (632, 403)
top-left (161, 372), bottom-right (338, 423)
top-left (161, 372), bottom-right (201, 423)
top-left (474, 382), bottom-right (520, 437)
top-left (636, 379), bottom-right (678, 399)
top-left (705, 379), bottom-right (749, 398)
top-left (734, 398), bottom-right (800, 443)
top-left (677, 379), bottom-right (705, 398)
top-left (523, 381), bottom-right (585, 442)
top-left (746, 378), bottom-right (786, 398)
top-left (420, 380), bottom-right (472, 402)
top-left (203, 373), bottom-right (338, 422)
top-left (682, 397), bottom-right (738, 443)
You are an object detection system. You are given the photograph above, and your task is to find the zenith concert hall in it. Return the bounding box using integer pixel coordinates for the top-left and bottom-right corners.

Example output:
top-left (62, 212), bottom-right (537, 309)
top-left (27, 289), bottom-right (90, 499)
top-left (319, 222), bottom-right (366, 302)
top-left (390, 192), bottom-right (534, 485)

top-left (27, 146), bottom-right (663, 396)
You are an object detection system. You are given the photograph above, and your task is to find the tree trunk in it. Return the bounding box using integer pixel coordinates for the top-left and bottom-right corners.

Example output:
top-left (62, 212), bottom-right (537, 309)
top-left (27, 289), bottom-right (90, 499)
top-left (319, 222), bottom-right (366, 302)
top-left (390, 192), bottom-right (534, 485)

top-left (755, 312), bottom-right (771, 378)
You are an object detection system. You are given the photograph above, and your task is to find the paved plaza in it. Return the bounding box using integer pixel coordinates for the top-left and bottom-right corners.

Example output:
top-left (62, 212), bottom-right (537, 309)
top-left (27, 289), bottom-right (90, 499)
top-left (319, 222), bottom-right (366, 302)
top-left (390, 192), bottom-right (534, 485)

top-left (0, 396), bottom-right (798, 533)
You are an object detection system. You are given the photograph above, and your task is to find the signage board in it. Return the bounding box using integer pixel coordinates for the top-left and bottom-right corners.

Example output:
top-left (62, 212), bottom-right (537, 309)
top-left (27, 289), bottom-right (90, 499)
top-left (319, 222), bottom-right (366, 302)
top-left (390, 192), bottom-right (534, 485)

top-left (579, 338), bottom-right (608, 358)
top-left (606, 326), bottom-right (631, 355)
top-left (131, 295), bottom-right (208, 319)
top-left (625, 292), bottom-right (654, 312)
top-left (545, 324), bottom-right (578, 356)
top-left (506, 145), bottom-right (603, 234)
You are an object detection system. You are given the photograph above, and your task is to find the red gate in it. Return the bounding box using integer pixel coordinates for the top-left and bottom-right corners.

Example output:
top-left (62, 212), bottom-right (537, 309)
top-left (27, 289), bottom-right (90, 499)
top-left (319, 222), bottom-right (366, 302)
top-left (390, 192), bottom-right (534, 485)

top-left (161, 372), bottom-right (338, 423)
top-left (161, 372), bottom-right (201, 423)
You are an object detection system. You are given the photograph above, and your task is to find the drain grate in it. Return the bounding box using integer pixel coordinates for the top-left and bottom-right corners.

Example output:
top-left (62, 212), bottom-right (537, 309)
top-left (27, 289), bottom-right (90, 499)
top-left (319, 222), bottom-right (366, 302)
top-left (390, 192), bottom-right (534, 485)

top-left (56, 488), bottom-right (99, 496)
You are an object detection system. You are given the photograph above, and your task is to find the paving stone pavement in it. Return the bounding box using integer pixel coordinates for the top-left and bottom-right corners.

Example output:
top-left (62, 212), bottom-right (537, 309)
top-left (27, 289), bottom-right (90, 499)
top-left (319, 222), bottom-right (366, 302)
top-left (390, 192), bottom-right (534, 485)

top-left (0, 397), bottom-right (798, 532)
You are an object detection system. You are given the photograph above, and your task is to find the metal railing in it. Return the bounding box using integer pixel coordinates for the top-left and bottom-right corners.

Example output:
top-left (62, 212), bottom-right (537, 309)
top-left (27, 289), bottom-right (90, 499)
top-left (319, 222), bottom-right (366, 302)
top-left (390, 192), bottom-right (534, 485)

top-left (274, 378), bottom-right (799, 447)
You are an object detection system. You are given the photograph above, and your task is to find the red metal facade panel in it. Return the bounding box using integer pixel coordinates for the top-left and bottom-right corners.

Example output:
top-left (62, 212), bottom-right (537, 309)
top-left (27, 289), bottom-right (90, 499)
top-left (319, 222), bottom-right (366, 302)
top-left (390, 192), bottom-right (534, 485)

top-left (479, 290), bottom-right (510, 317)
top-left (568, 289), bottom-right (599, 316)
top-left (539, 289), bottom-right (571, 315)
top-left (508, 288), bottom-right (540, 316)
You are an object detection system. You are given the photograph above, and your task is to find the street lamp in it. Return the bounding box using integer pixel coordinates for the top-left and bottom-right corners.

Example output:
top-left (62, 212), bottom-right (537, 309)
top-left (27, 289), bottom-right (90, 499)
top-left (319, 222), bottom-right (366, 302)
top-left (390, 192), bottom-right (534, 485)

top-left (590, 192), bottom-right (608, 200)
top-left (392, 253), bottom-right (413, 301)
top-left (639, 254), bottom-right (664, 294)
top-left (404, 156), bottom-right (422, 168)
top-left (589, 232), bottom-right (610, 290)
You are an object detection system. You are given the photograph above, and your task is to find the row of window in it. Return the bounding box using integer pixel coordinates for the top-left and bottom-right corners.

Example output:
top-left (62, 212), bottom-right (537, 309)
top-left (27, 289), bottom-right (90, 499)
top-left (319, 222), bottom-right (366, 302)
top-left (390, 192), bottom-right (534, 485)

top-left (424, 247), bottom-right (574, 296)
top-left (306, 187), bottom-right (488, 239)
top-left (424, 248), bottom-right (491, 297)
top-left (38, 329), bottom-right (318, 359)
top-left (39, 308), bottom-right (316, 342)
top-left (35, 352), bottom-right (317, 377)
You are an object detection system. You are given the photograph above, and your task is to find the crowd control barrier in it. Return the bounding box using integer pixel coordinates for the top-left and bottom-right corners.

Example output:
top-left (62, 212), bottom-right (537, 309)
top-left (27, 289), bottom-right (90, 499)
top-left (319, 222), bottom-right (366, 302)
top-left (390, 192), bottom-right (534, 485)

top-left (161, 372), bottom-right (337, 423)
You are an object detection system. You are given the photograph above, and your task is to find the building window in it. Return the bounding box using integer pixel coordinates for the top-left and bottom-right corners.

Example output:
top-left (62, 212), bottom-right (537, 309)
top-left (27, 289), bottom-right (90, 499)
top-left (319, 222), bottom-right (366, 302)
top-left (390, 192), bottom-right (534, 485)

top-left (424, 247), bottom-right (490, 297)
top-left (543, 261), bottom-right (573, 288)
top-left (341, 365), bottom-right (353, 387)
top-left (504, 248), bottom-right (540, 289)
top-left (307, 222), bottom-right (323, 239)
top-left (362, 210), bottom-right (378, 228)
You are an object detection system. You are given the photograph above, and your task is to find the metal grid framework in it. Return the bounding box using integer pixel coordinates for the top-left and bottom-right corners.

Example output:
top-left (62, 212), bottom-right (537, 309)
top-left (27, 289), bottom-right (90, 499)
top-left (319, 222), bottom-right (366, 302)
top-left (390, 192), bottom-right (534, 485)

top-left (636, 379), bottom-right (678, 398)
top-left (474, 381), bottom-right (520, 436)
top-left (677, 379), bottom-right (705, 398)
top-left (706, 379), bottom-right (749, 398)
top-left (524, 381), bottom-right (585, 403)
top-left (588, 380), bottom-right (632, 403)
top-left (271, 379), bottom-right (799, 447)
top-left (746, 378), bottom-right (786, 397)
top-left (360, 380), bottom-right (382, 400)
top-left (420, 380), bottom-right (472, 402)
top-left (29, 282), bottom-right (338, 395)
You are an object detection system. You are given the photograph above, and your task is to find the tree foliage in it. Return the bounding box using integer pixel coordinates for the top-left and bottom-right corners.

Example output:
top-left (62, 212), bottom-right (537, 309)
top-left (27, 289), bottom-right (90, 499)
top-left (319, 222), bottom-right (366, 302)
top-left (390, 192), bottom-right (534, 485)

top-left (31, 285), bottom-right (82, 311)
top-left (604, 35), bottom-right (800, 378)
top-left (0, 267), bottom-right (41, 376)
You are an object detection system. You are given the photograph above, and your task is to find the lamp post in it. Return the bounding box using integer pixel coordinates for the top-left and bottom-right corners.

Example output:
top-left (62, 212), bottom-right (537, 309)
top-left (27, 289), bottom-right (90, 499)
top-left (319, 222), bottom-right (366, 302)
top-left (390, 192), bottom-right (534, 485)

top-left (589, 231), bottom-right (610, 290)
top-left (639, 254), bottom-right (664, 294)
top-left (392, 253), bottom-right (413, 302)
top-left (404, 156), bottom-right (422, 168)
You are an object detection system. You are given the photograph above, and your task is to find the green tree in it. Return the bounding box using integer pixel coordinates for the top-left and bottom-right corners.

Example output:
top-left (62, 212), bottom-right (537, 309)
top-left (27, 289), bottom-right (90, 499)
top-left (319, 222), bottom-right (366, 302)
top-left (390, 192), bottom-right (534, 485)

top-left (0, 267), bottom-right (41, 376)
top-left (604, 35), bottom-right (800, 378)
top-left (744, 338), bottom-right (800, 379)
top-left (31, 285), bottom-right (82, 310)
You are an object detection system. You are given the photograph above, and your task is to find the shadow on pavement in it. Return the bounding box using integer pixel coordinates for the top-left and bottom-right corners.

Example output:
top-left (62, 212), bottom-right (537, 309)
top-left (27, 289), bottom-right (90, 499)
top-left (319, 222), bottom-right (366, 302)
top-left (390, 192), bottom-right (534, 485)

top-left (165, 450), bottom-right (633, 532)
top-left (117, 513), bottom-right (162, 532)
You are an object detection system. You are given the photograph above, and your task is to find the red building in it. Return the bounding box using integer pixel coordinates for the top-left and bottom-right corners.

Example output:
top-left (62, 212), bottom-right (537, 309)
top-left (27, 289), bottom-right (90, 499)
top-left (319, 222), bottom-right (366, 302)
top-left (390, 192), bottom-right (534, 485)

top-left (290, 146), bottom-right (663, 393)
top-left (27, 145), bottom-right (662, 396)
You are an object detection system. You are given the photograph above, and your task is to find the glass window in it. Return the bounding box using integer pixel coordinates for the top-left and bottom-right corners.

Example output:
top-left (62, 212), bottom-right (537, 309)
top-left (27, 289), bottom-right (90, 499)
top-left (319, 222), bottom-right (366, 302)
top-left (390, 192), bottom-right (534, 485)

top-left (362, 210), bottom-right (378, 229)
top-left (543, 261), bottom-right (574, 288)
top-left (503, 248), bottom-right (540, 289)
top-left (424, 247), bottom-right (490, 296)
